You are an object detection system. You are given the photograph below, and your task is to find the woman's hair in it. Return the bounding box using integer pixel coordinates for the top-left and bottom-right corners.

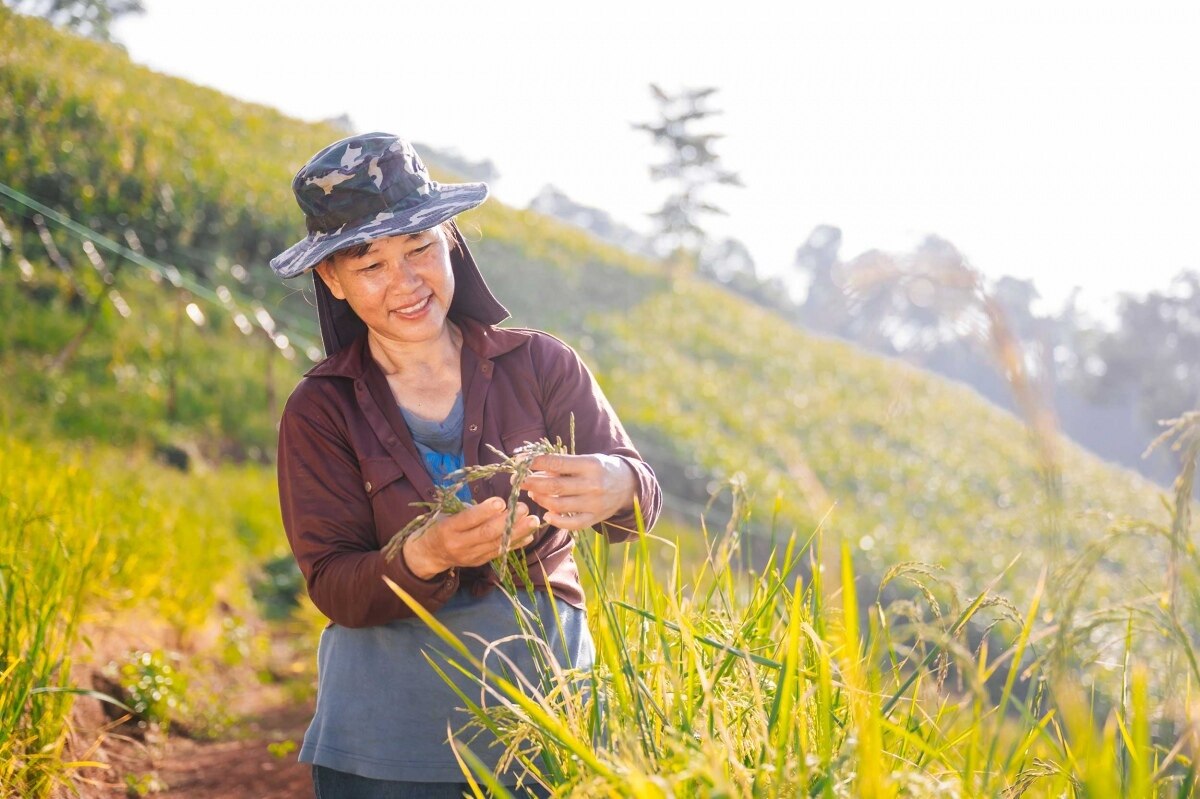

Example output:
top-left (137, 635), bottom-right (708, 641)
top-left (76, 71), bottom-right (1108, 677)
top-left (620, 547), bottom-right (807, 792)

top-left (321, 219), bottom-right (459, 267)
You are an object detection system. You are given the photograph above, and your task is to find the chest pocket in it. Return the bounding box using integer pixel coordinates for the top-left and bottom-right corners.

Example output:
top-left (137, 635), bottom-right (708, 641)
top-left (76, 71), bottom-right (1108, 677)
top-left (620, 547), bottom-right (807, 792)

top-left (500, 424), bottom-right (550, 459)
top-left (359, 457), bottom-right (406, 498)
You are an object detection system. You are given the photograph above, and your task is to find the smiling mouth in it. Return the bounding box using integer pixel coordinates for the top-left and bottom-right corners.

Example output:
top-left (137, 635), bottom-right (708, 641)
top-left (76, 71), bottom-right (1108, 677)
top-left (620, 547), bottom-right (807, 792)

top-left (394, 296), bottom-right (431, 315)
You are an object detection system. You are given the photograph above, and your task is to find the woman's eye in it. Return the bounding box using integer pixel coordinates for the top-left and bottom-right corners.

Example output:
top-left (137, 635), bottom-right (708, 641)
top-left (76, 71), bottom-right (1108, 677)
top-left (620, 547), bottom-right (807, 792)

top-left (358, 263), bottom-right (382, 272)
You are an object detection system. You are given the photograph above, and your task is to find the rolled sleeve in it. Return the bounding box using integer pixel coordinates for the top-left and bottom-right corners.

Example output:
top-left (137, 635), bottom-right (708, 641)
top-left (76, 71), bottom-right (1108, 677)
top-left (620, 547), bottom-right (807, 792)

top-left (277, 394), bottom-right (458, 627)
top-left (531, 334), bottom-right (662, 543)
top-left (598, 454), bottom-right (661, 543)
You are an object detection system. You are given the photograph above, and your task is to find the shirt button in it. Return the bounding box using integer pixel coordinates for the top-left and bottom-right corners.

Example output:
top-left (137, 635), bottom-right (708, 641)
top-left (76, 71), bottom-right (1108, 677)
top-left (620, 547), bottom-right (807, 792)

top-left (354, 381), bottom-right (364, 392)
top-left (468, 424), bottom-right (478, 433)
top-left (481, 363), bottom-right (491, 374)
top-left (386, 437), bottom-right (398, 446)
top-left (364, 481), bottom-right (373, 492)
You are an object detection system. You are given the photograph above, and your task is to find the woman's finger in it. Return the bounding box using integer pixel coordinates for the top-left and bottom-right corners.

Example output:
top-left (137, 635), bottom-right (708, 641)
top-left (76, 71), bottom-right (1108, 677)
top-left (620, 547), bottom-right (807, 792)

top-left (427, 498), bottom-right (547, 567)
top-left (530, 492), bottom-right (591, 515)
top-left (478, 515), bottom-right (540, 562)
top-left (459, 510), bottom-right (517, 545)
top-left (528, 453), bottom-right (596, 476)
top-left (521, 472), bottom-right (592, 498)
top-left (542, 510), bottom-right (597, 531)
top-left (446, 497), bottom-right (507, 531)
top-left (512, 527), bottom-right (538, 549)
top-left (472, 504), bottom-right (537, 539)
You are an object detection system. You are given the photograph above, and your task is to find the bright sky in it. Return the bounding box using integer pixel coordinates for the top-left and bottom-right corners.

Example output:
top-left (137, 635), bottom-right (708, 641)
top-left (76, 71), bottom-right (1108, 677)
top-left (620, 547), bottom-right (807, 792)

top-left (112, 1), bottom-right (1200, 319)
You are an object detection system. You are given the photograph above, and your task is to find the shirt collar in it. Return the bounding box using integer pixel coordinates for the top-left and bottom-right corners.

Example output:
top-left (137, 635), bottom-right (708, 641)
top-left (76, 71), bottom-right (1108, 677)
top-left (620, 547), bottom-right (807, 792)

top-left (302, 314), bottom-right (531, 380)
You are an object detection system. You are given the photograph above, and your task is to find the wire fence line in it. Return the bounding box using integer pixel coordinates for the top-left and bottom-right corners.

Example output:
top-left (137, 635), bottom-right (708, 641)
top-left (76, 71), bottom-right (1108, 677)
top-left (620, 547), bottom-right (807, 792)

top-left (0, 180), bottom-right (323, 361)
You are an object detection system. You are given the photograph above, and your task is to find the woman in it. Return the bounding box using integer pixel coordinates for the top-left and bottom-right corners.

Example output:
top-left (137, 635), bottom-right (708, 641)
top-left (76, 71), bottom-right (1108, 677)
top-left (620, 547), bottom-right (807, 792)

top-left (269, 132), bottom-right (662, 797)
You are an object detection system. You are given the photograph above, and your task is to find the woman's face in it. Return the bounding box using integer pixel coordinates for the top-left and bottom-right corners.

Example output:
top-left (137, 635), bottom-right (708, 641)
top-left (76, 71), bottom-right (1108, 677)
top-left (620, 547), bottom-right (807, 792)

top-left (315, 226), bottom-right (455, 348)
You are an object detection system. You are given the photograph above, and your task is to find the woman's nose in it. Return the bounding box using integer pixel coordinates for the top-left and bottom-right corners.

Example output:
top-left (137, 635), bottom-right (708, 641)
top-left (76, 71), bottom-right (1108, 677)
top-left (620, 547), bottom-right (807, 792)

top-left (387, 261), bottom-right (421, 290)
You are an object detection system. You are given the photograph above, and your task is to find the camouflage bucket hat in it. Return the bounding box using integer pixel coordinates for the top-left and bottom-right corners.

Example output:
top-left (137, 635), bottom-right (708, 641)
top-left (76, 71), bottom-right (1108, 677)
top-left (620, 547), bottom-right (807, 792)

top-left (269, 132), bottom-right (489, 278)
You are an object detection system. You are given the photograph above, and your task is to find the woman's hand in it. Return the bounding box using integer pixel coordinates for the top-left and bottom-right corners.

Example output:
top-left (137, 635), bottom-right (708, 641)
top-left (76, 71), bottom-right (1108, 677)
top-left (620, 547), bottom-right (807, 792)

top-left (401, 497), bottom-right (540, 579)
top-left (520, 453), bottom-right (637, 531)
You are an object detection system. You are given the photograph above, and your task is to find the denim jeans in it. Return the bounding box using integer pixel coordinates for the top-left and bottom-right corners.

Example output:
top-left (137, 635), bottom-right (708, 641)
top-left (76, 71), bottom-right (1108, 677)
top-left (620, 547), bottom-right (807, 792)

top-left (311, 765), bottom-right (551, 798)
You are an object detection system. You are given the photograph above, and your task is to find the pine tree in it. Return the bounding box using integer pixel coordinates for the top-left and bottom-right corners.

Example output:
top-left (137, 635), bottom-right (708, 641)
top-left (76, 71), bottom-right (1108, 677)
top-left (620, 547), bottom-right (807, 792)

top-left (632, 84), bottom-right (742, 274)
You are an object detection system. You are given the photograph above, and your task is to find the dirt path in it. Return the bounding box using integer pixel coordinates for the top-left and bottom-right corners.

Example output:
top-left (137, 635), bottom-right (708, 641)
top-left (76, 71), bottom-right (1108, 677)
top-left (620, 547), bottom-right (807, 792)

top-left (77, 702), bottom-right (315, 798)
top-left (152, 704), bottom-right (314, 799)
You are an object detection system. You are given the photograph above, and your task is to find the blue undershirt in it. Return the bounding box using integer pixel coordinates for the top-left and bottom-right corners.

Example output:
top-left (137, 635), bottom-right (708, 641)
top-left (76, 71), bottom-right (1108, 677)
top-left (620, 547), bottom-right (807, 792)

top-left (398, 392), bottom-right (473, 504)
top-left (298, 392), bottom-right (594, 783)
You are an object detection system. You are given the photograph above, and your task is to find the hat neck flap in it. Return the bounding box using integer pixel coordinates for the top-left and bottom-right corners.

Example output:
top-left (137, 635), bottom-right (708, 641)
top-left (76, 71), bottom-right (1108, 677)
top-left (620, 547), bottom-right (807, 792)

top-left (312, 219), bottom-right (509, 357)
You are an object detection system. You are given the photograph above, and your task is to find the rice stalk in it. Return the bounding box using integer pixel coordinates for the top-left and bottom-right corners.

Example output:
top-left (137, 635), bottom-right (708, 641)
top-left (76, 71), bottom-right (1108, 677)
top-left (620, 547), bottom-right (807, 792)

top-left (380, 438), bottom-right (569, 583)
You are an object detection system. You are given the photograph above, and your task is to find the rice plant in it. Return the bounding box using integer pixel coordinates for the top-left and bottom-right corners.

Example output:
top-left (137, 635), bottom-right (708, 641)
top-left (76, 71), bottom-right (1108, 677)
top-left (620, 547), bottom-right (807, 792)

top-left (384, 444), bottom-right (1200, 797)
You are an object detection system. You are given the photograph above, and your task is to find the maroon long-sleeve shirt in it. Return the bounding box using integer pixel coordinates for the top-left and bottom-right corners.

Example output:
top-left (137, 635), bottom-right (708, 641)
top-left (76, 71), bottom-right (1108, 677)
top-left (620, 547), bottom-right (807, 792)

top-left (276, 315), bottom-right (661, 628)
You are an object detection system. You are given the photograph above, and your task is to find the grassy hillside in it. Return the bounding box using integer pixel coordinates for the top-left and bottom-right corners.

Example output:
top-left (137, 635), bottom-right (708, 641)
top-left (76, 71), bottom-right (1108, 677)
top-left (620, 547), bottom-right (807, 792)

top-left (3, 9), bottom-right (1199, 796)
top-left (0, 5), bottom-right (1174, 595)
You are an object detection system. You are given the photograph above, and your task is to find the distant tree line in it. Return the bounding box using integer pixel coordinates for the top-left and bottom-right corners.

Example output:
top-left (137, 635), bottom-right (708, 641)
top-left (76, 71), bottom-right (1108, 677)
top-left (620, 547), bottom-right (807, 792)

top-left (580, 80), bottom-right (1199, 492)
top-left (729, 225), bottom-right (1199, 492)
top-left (531, 178), bottom-right (1198, 493)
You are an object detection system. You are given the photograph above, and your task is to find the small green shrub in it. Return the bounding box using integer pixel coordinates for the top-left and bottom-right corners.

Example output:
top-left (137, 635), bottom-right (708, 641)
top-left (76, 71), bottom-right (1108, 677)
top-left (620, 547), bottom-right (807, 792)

top-left (113, 649), bottom-right (188, 730)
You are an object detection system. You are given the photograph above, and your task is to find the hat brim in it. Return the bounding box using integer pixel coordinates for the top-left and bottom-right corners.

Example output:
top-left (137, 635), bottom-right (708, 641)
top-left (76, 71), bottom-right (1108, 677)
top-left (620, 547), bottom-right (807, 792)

top-left (268, 181), bottom-right (488, 279)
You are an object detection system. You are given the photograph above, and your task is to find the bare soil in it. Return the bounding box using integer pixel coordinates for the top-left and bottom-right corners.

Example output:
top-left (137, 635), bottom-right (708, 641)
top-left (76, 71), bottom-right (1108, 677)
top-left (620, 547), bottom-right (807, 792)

top-left (70, 697), bottom-right (315, 799)
top-left (61, 611), bottom-right (319, 798)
